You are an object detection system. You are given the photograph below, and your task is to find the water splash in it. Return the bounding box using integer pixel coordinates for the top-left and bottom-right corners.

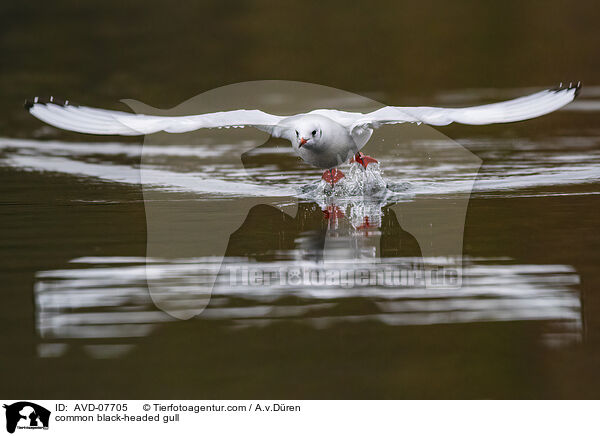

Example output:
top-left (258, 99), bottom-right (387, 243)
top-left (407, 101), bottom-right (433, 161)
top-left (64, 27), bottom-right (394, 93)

top-left (297, 162), bottom-right (412, 229)
top-left (299, 162), bottom-right (407, 199)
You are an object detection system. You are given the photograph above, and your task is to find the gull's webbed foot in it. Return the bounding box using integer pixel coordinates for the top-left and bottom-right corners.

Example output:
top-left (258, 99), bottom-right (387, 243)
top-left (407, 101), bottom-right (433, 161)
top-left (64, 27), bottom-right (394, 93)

top-left (322, 168), bottom-right (345, 187)
top-left (351, 152), bottom-right (378, 169)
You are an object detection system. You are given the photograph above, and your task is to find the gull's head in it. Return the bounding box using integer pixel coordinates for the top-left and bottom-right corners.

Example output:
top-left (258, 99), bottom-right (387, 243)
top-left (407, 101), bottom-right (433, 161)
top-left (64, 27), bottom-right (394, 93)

top-left (293, 119), bottom-right (323, 150)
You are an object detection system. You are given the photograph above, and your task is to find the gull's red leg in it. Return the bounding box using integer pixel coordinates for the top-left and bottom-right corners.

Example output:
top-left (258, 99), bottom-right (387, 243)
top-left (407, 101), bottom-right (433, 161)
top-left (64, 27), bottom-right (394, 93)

top-left (322, 205), bottom-right (344, 220)
top-left (355, 216), bottom-right (377, 235)
top-left (351, 151), bottom-right (378, 169)
top-left (321, 168), bottom-right (345, 187)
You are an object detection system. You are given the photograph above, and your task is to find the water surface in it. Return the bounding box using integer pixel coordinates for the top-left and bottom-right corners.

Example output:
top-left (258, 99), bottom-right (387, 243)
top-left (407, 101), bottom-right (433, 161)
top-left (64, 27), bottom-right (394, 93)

top-left (1, 1), bottom-right (600, 399)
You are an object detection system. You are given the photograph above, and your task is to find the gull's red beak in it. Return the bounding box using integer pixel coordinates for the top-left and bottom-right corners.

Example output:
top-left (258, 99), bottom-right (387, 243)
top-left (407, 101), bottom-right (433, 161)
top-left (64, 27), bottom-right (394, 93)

top-left (299, 137), bottom-right (307, 147)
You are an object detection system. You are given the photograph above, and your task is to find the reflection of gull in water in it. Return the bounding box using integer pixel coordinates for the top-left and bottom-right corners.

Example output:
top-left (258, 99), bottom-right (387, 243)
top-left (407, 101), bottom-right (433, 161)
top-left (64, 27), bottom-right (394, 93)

top-left (27, 83), bottom-right (580, 186)
top-left (34, 256), bottom-right (582, 359)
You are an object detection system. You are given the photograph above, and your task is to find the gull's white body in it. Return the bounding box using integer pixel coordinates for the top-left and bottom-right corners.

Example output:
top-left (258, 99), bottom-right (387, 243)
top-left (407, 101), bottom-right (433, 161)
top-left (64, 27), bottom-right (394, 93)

top-left (280, 114), bottom-right (366, 169)
top-left (26, 83), bottom-right (580, 170)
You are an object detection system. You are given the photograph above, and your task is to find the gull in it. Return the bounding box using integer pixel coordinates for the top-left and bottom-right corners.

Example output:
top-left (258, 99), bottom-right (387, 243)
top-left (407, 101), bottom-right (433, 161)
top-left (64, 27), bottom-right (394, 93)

top-left (26, 82), bottom-right (581, 186)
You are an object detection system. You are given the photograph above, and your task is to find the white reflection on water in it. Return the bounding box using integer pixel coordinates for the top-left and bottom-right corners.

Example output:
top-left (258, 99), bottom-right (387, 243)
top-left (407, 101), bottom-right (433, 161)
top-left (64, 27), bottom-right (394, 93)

top-left (34, 256), bottom-right (581, 358)
top-left (2, 135), bottom-right (600, 198)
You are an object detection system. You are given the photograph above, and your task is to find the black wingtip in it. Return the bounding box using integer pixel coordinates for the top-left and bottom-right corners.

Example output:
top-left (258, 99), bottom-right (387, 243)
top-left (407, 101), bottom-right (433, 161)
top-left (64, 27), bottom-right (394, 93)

top-left (24, 96), bottom-right (75, 111)
top-left (574, 81), bottom-right (583, 98)
top-left (550, 81), bottom-right (582, 98)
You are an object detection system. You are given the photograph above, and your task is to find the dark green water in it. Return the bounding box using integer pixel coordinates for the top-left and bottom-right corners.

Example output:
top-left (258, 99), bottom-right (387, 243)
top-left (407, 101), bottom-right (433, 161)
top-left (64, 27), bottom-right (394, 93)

top-left (1, 0), bottom-right (599, 398)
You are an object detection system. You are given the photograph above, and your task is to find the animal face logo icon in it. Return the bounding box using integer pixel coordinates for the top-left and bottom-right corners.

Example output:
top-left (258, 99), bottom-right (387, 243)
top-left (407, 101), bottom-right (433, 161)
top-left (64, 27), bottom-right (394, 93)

top-left (3, 402), bottom-right (50, 434)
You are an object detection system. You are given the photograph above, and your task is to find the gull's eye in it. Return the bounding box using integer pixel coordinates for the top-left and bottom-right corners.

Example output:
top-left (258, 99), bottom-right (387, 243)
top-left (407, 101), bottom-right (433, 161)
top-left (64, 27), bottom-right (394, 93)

top-left (295, 130), bottom-right (299, 138)
top-left (312, 130), bottom-right (317, 136)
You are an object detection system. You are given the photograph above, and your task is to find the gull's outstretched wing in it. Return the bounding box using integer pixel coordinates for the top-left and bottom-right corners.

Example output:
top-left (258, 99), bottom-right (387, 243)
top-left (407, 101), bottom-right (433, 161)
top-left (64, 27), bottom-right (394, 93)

top-left (350, 83), bottom-right (581, 133)
top-left (25, 97), bottom-right (286, 136)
